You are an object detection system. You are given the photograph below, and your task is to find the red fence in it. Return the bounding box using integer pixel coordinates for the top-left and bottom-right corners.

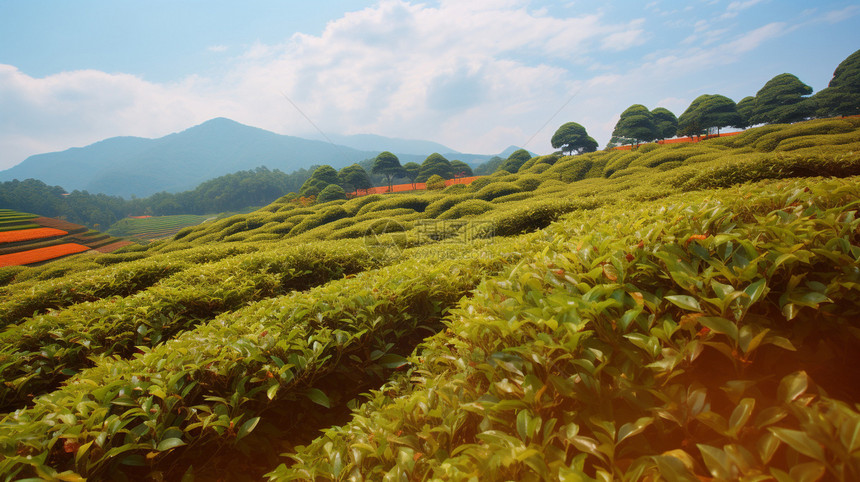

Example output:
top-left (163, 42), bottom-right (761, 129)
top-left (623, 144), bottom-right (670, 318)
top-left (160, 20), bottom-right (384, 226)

top-left (349, 176), bottom-right (480, 197)
top-left (613, 131), bottom-right (743, 150)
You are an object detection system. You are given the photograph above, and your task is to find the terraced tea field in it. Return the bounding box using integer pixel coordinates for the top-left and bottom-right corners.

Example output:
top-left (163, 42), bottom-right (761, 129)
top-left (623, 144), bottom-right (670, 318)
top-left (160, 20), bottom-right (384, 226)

top-left (1, 118), bottom-right (860, 480)
top-left (0, 211), bottom-right (132, 267)
top-left (106, 213), bottom-right (252, 242)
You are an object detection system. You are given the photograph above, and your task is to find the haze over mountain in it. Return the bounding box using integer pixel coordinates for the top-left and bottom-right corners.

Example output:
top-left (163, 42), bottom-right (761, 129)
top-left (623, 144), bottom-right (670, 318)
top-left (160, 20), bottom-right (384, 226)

top-left (0, 118), bottom-right (518, 198)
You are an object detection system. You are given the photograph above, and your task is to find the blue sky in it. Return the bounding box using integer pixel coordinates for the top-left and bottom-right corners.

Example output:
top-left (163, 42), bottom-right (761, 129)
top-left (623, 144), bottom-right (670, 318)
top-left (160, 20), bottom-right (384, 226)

top-left (1, 0), bottom-right (858, 170)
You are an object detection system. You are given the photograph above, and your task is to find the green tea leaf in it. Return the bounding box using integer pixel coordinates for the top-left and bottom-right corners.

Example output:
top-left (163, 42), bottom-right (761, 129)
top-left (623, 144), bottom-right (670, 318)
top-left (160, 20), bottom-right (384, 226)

top-left (789, 462), bottom-right (826, 482)
top-left (777, 371), bottom-right (808, 404)
top-left (266, 383), bottom-right (279, 400)
top-left (665, 295), bottom-right (702, 312)
top-left (728, 398), bottom-right (754, 437)
top-left (697, 444), bottom-right (732, 480)
top-left (617, 417), bottom-right (652, 443)
top-left (156, 438), bottom-right (186, 452)
top-left (305, 388), bottom-right (331, 408)
top-left (769, 428), bottom-right (825, 461)
top-left (236, 416), bottom-right (260, 442)
top-left (743, 279), bottom-right (766, 305)
top-left (699, 316), bottom-right (739, 342)
top-left (376, 353), bottom-right (408, 369)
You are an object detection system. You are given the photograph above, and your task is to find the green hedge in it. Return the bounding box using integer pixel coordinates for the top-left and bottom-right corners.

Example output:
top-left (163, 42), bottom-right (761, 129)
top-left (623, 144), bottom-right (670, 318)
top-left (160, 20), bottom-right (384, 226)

top-left (474, 182), bottom-right (523, 201)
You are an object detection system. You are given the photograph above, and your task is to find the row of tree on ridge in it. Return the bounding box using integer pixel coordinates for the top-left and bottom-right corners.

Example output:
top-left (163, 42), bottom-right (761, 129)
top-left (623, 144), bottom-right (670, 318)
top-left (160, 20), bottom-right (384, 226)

top-left (550, 48), bottom-right (860, 154)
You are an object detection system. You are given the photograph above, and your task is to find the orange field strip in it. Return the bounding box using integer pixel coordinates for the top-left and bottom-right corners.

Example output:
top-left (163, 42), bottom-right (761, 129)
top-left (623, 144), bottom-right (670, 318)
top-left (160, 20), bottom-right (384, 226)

top-left (0, 243), bottom-right (90, 267)
top-left (0, 227), bottom-right (68, 243)
top-left (349, 176), bottom-right (479, 196)
top-left (613, 131), bottom-right (744, 150)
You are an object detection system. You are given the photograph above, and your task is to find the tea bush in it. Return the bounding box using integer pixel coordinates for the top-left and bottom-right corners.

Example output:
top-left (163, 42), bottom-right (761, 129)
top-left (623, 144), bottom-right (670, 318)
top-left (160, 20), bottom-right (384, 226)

top-left (3, 118), bottom-right (860, 480)
top-left (273, 178), bottom-right (860, 481)
top-left (475, 182), bottom-right (523, 202)
top-left (436, 199), bottom-right (494, 219)
top-left (0, 242), bottom-right (523, 480)
top-left (0, 241), bottom-right (378, 411)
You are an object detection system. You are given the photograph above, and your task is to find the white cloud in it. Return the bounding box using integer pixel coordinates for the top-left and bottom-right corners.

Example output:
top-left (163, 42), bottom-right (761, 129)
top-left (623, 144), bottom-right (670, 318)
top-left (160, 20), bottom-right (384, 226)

top-left (207, 45), bottom-right (228, 53)
top-left (0, 0), bottom-right (653, 169)
top-left (723, 22), bottom-right (787, 54)
top-left (815, 5), bottom-right (860, 24)
top-left (721, 0), bottom-right (766, 19)
top-left (0, 65), bottom-right (236, 168)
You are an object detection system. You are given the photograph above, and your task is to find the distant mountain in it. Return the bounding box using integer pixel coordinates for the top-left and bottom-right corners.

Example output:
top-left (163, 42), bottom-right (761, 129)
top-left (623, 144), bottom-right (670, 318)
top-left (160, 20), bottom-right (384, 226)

top-left (0, 118), bottom-right (379, 198)
top-left (325, 133), bottom-right (456, 156)
top-left (0, 118), bottom-right (531, 197)
top-left (498, 145), bottom-right (538, 158)
top-left (322, 134), bottom-right (521, 166)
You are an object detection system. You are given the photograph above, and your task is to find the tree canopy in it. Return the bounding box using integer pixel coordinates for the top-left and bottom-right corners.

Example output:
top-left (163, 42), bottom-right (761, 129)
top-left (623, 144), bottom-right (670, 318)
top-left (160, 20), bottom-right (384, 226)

top-left (551, 122), bottom-right (598, 155)
top-left (612, 104), bottom-right (658, 145)
top-left (402, 162), bottom-right (421, 188)
top-left (736, 96), bottom-right (756, 128)
top-left (677, 94), bottom-right (744, 137)
top-left (300, 165), bottom-right (339, 197)
top-left (450, 160), bottom-right (473, 178)
top-left (750, 73), bottom-right (814, 124)
top-left (371, 151), bottom-right (405, 191)
top-left (651, 107), bottom-right (678, 140)
top-left (337, 164), bottom-right (373, 194)
top-left (475, 156), bottom-right (505, 176)
top-left (415, 153), bottom-right (454, 182)
top-left (499, 149), bottom-right (532, 173)
top-left (0, 166), bottom-right (309, 229)
top-left (815, 48), bottom-right (860, 117)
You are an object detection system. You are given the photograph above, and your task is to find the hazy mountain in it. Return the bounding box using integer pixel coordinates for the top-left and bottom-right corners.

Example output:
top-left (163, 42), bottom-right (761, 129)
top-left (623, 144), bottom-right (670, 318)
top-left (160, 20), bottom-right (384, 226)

top-left (0, 118), bottom-right (378, 198)
top-left (325, 133), bottom-right (456, 156)
top-left (0, 118), bottom-right (532, 197)
top-left (498, 145), bottom-right (538, 158)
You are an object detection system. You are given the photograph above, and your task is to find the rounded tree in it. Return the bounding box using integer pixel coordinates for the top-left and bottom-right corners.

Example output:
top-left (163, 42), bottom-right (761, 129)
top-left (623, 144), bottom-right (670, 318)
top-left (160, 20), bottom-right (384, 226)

top-left (450, 160), bottom-right (473, 178)
top-left (475, 156), bottom-right (505, 176)
top-left (612, 104), bottom-right (658, 146)
top-left (677, 94), bottom-right (744, 138)
top-left (651, 107), bottom-right (678, 140)
top-left (371, 151), bottom-right (405, 192)
top-left (337, 164), bottom-right (372, 195)
top-left (499, 149), bottom-right (532, 173)
top-left (415, 153), bottom-right (454, 182)
top-left (551, 122), bottom-right (598, 155)
top-left (750, 73), bottom-right (813, 124)
top-left (737, 96), bottom-right (756, 128)
top-left (402, 162), bottom-right (421, 189)
top-left (300, 165), bottom-right (339, 197)
top-left (815, 48), bottom-right (860, 117)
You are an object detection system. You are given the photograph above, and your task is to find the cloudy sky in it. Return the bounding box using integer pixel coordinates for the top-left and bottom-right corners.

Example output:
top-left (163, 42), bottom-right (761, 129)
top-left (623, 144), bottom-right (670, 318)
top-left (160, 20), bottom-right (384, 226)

top-left (1, 0), bottom-right (858, 171)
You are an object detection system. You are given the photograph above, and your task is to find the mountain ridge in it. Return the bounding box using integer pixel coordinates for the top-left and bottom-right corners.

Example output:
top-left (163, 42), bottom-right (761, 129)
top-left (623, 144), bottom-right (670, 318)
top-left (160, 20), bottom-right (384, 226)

top-left (0, 118), bottom-right (528, 198)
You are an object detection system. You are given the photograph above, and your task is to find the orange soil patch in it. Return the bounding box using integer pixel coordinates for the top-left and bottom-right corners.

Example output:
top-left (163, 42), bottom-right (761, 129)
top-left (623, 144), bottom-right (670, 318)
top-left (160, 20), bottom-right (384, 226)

top-left (350, 176), bottom-right (479, 196)
top-left (0, 227), bottom-right (68, 244)
top-left (128, 215), bottom-right (152, 219)
top-left (613, 131), bottom-right (743, 150)
top-left (94, 240), bottom-right (135, 253)
top-left (0, 243), bottom-right (90, 267)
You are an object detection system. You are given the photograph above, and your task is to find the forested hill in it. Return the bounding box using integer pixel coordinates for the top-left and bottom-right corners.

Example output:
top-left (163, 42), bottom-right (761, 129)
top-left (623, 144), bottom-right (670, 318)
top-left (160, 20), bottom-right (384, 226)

top-left (0, 167), bottom-right (312, 229)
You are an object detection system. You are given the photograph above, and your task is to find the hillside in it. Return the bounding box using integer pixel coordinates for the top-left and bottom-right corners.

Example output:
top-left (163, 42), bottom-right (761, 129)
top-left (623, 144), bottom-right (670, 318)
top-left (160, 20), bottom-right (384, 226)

top-left (0, 118), bottom-right (859, 480)
top-left (0, 118), bottom-right (382, 198)
top-left (0, 209), bottom-right (131, 268)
